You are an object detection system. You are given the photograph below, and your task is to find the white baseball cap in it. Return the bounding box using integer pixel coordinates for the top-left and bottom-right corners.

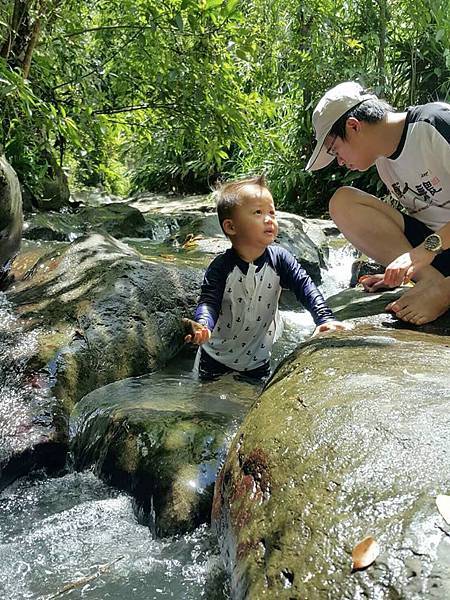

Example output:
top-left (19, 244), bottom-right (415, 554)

top-left (305, 81), bottom-right (377, 171)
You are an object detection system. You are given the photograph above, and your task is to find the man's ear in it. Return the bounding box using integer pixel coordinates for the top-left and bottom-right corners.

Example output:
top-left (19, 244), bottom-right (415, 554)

top-left (223, 219), bottom-right (235, 236)
top-left (346, 116), bottom-right (361, 134)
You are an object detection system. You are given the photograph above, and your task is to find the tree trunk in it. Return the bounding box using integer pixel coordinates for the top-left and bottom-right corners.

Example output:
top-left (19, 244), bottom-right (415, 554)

top-left (0, 0), bottom-right (26, 59)
top-left (375, 0), bottom-right (388, 92)
top-left (22, 7), bottom-right (43, 78)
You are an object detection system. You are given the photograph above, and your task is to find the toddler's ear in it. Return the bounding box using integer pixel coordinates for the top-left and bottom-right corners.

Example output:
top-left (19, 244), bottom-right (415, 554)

top-left (223, 219), bottom-right (235, 236)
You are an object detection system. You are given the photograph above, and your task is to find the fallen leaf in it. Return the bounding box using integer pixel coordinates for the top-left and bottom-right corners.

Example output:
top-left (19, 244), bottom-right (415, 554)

top-left (181, 233), bottom-right (203, 249)
top-left (351, 536), bottom-right (380, 571)
top-left (436, 495), bottom-right (450, 525)
top-left (158, 254), bottom-right (175, 261)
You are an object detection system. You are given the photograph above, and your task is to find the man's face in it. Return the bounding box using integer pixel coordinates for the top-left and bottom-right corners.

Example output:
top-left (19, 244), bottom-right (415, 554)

top-left (324, 119), bottom-right (377, 172)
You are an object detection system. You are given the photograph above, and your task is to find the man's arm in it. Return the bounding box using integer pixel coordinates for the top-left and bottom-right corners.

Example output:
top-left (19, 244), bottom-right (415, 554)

top-left (383, 221), bottom-right (450, 286)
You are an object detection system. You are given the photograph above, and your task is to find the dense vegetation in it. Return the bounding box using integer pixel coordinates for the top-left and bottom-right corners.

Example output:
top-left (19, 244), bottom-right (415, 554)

top-left (0, 0), bottom-right (449, 215)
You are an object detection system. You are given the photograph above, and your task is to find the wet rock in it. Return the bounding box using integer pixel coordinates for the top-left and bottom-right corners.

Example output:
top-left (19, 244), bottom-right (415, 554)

top-left (0, 296), bottom-right (66, 491)
top-left (72, 395), bottom-right (229, 536)
top-left (275, 213), bottom-right (325, 284)
top-left (213, 326), bottom-right (450, 599)
top-left (0, 155), bottom-right (23, 279)
top-left (1, 233), bottom-right (202, 489)
top-left (24, 203), bottom-right (149, 242)
top-left (7, 233), bottom-right (202, 411)
top-left (327, 287), bottom-right (450, 334)
top-left (71, 371), bottom-right (258, 536)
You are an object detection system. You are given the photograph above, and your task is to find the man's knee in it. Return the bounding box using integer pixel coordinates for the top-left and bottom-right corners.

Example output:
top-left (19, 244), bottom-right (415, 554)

top-left (329, 186), bottom-right (360, 221)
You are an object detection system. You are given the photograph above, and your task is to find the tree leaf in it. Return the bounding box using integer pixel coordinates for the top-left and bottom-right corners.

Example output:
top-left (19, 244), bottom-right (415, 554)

top-left (351, 536), bottom-right (380, 571)
top-left (436, 495), bottom-right (450, 525)
top-left (205, 0), bottom-right (223, 10)
top-left (223, 0), bottom-right (240, 17)
top-left (173, 13), bottom-right (184, 31)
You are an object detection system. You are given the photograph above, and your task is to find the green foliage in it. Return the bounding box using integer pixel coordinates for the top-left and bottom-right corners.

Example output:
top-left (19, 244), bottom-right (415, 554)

top-left (0, 0), bottom-right (449, 214)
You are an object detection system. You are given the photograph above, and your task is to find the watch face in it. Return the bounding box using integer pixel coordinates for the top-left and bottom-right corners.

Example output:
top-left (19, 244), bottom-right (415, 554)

top-left (424, 233), bottom-right (442, 252)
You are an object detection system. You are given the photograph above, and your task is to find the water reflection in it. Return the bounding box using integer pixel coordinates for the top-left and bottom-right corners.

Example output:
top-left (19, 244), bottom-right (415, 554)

top-left (72, 348), bottom-right (261, 426)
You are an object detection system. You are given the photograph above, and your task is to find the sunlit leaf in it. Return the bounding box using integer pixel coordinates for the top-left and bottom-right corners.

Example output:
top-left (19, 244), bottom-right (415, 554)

top-left (223, 0), bottom-right (240, 16)
top-left (345, 38), bottom-right (364, 50)
top-left (205, 0), bottom-right (223, 10)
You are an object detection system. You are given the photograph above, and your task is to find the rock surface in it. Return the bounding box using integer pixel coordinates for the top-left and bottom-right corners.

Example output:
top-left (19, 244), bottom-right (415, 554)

top-left (23, 203), bottom-right (149, 241)
top-left (213, 326), bottom-right (450, 599)
top-left (0, 155), bottom-right (23, 275)
top-left (70, 370), bottom-right (260, 536)
top-left (1, 233), bottom-right (201, 490)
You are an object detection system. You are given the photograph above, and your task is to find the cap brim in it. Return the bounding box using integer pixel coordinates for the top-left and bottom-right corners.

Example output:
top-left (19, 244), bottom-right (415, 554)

top-left (305, 138), bottom-right (335, 172)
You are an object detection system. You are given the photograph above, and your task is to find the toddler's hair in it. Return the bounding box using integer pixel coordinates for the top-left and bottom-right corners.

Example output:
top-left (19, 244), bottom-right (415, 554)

top-left (215, 175), bottom-right (268, 234)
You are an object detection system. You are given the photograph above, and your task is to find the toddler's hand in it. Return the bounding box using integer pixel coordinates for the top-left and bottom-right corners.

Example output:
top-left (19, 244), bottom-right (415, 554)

top-left (312, 320), bottom-right (351, 337)
top-left (182, 318), bottom-right (211, 345)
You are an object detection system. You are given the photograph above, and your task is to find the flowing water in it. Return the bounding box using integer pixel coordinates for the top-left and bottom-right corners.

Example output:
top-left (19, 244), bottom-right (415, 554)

top-left (0, 239), bottom-right (355, 600)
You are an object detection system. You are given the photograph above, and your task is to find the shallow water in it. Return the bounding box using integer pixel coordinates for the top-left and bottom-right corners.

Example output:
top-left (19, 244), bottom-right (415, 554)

top-left (0, 472), bottom-right (225, 600)
top-left (0, 241), bottom-right (351, 599)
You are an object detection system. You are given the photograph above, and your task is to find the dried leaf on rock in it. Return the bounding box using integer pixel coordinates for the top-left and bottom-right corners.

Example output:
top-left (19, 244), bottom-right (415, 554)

top-left (181, 233), bottom-right (203, 249)
top-left (436, 494), bottom-right (450, 525)
top-left (158, 253), bottom-right (176, 261)
top-left (351, 535), bottom-right (380, 571)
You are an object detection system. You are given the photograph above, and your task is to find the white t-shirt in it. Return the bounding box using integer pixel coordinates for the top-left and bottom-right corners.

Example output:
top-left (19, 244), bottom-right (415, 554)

top-left (376, 102), bottom-right (450, 231)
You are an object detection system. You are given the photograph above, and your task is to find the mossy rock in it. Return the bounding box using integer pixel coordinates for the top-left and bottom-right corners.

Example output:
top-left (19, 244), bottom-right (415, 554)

top-left (24, 203), bottom-right (148, 241)
top-left (72, 394), bottom-right (230, 536)
top-left (8, 233), bottom-right (202, 410)
top-left (213, 326), bottom-right (450, 599)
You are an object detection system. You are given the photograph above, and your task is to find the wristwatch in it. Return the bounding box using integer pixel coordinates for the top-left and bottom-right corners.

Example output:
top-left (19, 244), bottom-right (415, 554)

top-left (423, 233), bottom-right (443, 254)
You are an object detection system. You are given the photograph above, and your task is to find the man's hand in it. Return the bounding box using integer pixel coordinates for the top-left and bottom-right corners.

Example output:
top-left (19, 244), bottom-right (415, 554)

top-left (382, 245), bottom-right (435, 287)
top-left (182, 318), bottom-right (211, 345)
top-left (312, 320), bottom-right (352, 337)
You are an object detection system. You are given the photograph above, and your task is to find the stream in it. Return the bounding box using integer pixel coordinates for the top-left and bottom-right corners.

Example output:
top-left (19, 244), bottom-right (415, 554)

top-left (0, 239), bottom-right (356, 599)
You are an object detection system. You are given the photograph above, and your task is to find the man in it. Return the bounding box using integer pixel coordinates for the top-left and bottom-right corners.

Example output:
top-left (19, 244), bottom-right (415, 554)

top-left (306, 81), bottom-right (450, 325)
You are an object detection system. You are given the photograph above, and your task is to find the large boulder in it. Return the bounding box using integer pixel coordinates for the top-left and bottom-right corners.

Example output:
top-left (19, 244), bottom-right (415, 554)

top-left (0, 155), bottom-right (23, 278)
top-left (213, 326), bottom-right (450, 599)
top-left (0, 233), bottom-right (201, 490)
top-left (8, 233), bottom-right (202, 410)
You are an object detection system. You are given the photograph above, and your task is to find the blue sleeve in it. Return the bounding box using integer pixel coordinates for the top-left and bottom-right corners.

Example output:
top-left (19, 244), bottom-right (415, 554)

top-left (193, 253), bottom-right (231, 331)
top-left (272, 246), bottom-right (335, 325)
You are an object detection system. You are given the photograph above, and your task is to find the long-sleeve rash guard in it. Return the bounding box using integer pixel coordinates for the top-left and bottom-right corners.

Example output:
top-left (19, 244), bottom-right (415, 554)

top-left (194, 245), bottom-right (334, 371)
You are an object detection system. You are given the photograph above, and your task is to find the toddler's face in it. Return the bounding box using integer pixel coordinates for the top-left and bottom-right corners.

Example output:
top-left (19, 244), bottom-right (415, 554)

top-left (229, 185), bottom-right (278, 249)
